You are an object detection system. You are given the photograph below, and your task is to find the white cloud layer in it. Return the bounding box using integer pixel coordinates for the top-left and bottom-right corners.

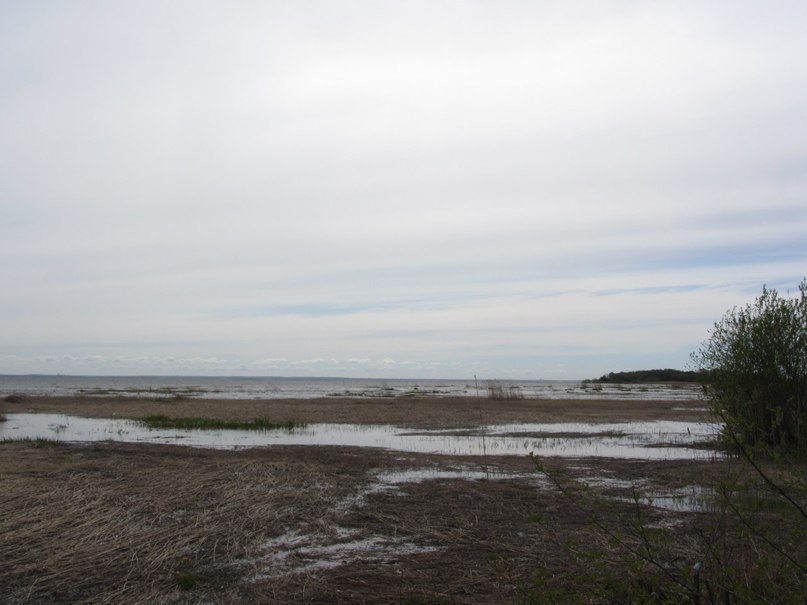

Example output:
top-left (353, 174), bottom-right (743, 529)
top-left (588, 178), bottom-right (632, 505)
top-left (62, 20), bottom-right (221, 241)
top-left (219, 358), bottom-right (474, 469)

top-left (2, 2), bottom-right (806, 379)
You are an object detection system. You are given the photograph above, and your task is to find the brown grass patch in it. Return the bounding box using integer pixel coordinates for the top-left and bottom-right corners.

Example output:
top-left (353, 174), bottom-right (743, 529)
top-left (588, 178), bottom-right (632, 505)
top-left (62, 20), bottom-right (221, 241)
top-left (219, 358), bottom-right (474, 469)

top-left (2, 436), bottom-right (767, 604)
top-left (0, 441), bottom-right (391, 604)
top-left (2, 394), bottom-right (712, 426)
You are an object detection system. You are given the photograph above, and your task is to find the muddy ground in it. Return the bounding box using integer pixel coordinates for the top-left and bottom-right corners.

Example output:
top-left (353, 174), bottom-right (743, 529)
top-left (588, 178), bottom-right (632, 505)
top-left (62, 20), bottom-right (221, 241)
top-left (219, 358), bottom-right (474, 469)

top-left (1, 396), bottom-right (803, 604)
top-left (2, 394), bottom-right (709, 427)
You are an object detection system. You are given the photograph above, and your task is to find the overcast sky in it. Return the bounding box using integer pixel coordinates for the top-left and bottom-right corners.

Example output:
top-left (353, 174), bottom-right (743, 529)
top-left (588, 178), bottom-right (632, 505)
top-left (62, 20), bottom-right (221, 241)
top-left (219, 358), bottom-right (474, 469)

top-left (2, 1), bottom-right (806, 380)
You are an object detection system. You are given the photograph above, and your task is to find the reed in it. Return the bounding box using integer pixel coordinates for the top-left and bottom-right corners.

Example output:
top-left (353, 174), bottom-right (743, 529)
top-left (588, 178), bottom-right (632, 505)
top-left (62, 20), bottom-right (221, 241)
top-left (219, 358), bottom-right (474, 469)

top-left (485, 380), bottom-right (524, 400)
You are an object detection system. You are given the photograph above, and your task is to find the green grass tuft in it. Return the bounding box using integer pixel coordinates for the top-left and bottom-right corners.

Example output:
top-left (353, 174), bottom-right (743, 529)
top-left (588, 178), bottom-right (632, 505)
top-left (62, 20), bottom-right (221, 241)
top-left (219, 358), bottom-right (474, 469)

top-left (140, 415), bottom-right (305, 431)
top-left (1, 437), bottom-right (60, 447)
top-left (176, 570), bottom-right (203, 591)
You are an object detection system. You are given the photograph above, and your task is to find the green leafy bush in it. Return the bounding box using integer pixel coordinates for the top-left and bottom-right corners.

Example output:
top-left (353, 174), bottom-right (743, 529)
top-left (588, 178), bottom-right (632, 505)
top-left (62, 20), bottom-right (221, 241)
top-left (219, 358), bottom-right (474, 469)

top-left (692, 280), bottom-right (807, 456)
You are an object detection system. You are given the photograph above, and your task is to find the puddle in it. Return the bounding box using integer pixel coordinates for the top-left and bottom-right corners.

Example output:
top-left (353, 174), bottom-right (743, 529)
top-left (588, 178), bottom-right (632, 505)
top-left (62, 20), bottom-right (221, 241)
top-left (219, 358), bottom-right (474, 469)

top-left (0, 414), bottom-right (722, 460)
top-left (251, 526), bottom-right (437, 581)
top-left (611, 487), bottom-right (714, 513)
top-left (578, 473), bottom-right (714, 513)
top-left (375, 468), bottom-right (518, 484)
top-left (367, 467), bottom-right (543, 498)
top-left (643, 487), bottom-right (713, 512)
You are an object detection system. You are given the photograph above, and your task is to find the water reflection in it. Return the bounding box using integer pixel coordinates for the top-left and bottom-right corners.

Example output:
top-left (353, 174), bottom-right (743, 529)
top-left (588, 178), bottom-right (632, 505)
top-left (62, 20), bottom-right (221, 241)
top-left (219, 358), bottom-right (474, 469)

top-left (0, 414), bottom-right (722, 460)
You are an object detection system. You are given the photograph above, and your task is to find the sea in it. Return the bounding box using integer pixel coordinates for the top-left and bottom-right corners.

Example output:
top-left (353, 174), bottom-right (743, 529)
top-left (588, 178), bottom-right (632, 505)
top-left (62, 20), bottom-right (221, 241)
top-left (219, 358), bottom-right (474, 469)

top-left (0, 375), bottom-right (704, 401)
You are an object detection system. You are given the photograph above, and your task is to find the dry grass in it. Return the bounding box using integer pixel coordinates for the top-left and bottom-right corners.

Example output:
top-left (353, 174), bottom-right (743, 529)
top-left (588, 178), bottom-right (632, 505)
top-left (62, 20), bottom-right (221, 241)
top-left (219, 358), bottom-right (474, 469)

top-left (2, 394), bottom-right (711, 426)
top-left (0, 441), bottom-right (382, 604)
top-left (0, 437), bottom-right (601, 604)
top-left (1, 436), bottom-right (752, 605)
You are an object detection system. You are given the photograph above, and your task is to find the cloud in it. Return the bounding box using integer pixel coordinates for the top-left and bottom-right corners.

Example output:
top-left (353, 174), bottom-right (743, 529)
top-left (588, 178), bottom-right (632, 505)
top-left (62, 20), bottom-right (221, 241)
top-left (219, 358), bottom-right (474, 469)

top-left (1, 2), bottom-right (806, 379)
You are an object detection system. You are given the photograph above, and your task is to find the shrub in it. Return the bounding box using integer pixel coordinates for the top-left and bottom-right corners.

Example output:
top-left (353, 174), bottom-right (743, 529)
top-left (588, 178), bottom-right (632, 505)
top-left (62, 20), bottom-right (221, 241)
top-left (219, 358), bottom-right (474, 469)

top-left (692, 280), bottom-right (807, 456)
top-left (528, 455), bottom-right (807, 604)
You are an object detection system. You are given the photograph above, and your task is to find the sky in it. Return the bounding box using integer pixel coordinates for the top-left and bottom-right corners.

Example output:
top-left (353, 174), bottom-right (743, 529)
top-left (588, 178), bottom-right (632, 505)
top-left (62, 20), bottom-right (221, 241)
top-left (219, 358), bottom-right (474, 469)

top-left (1, 1), bottom-right (806, 380)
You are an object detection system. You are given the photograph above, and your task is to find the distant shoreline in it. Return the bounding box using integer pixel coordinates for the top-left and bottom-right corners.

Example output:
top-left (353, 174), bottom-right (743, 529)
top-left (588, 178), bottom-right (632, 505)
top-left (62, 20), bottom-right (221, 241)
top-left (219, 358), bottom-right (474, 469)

top-left (0, 375), bottom-right (703, 403)
top-left (0, 373), bottom-right (575, 381)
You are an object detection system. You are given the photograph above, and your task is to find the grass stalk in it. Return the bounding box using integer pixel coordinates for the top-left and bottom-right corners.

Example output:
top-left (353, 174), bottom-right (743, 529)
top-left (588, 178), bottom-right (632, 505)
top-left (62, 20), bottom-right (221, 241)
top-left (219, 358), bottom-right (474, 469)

top-left (140, 416), bottom-right (305, 431)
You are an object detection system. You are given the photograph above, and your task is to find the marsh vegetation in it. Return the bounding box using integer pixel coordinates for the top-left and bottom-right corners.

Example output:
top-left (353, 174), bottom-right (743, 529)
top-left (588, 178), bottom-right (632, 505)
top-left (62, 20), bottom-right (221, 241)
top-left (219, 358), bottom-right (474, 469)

top-left (485, 380), bottom-right (525, 400)
top-left (0, 396), bottom-right (714, 604)
top-left (139, 415), bottom-right (305, 431)
top-left (3, 415), bottom-right (802, 604)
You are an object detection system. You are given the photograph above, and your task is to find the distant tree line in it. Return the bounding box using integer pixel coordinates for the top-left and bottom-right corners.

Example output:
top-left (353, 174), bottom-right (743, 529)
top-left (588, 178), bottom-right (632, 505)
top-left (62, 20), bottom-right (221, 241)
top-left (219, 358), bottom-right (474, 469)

top-left (584, 368), bottom-right (707, 384)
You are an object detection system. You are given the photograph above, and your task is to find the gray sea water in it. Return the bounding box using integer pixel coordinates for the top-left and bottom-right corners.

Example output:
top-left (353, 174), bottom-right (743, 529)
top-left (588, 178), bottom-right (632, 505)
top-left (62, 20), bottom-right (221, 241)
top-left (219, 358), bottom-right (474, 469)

top-left (0, 375), bottom-right (704, 401)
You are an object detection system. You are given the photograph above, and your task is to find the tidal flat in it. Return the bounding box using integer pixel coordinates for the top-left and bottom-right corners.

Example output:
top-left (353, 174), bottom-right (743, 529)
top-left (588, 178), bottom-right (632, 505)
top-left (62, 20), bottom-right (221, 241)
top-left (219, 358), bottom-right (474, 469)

top-left (1, 395), bottom-right (804, 604)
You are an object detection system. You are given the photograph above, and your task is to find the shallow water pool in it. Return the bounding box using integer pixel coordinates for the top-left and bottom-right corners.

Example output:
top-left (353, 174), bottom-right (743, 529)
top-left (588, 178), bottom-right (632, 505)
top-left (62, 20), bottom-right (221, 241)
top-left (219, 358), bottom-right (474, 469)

top-left (0, 414), bottom-right (722, 460)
